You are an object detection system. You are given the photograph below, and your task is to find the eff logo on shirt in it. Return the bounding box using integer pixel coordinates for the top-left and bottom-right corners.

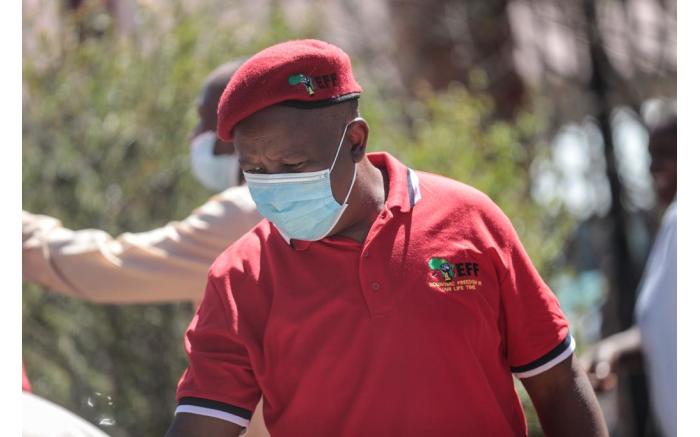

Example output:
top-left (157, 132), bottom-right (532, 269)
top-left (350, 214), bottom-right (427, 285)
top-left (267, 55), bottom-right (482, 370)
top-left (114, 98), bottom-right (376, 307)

top-left (427, 257), bottom-right (482, 293)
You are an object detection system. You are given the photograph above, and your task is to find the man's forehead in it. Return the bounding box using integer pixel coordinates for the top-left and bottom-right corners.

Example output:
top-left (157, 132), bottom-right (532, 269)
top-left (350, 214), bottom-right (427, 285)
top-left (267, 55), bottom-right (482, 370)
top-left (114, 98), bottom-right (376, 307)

top-left (235, 127), bottom-right (289, 146)
top-left (237, 105), bottom-right (338, 138)
top-left (236, 137), bottom-right (314, 166)
top-left (234, 119), bottom-right (317, 158)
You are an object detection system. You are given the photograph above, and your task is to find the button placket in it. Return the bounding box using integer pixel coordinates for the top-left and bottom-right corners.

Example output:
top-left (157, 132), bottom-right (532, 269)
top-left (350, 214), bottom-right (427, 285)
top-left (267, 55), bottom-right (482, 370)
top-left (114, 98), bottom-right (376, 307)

top-left (358, 210), bottom-right (400, 317)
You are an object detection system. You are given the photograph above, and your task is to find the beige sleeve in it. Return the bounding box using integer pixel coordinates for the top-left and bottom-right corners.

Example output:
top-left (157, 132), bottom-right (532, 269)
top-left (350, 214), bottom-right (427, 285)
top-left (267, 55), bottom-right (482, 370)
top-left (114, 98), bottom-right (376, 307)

top-left (22, 186), bottom-right (261, 305)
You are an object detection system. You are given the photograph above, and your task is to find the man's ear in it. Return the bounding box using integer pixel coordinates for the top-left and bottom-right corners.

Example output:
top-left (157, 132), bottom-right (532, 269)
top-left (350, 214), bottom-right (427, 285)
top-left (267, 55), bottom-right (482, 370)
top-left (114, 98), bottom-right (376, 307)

top-left (348, 119), bottom-right (369, 163)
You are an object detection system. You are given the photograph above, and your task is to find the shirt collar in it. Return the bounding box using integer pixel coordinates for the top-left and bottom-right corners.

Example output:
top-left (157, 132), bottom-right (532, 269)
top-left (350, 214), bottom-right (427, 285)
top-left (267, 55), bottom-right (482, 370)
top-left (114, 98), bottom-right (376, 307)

top-left (281, 151), bottom-right (421, 250)
top-left (367, 152), bottom-right (421, 213)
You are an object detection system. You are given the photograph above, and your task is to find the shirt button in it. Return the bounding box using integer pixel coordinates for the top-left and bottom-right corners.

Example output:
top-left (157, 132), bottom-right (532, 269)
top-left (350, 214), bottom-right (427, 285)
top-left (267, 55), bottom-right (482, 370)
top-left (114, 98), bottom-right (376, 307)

top-left (363, 251), bottom-right (370, 258)
top-left (371, 282), bottom-right (380, 291)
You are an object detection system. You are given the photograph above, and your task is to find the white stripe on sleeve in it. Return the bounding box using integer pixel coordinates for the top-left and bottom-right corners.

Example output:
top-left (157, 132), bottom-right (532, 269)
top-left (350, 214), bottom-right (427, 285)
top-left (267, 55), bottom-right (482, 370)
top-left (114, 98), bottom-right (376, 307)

top-left (513, 336), bottom-right (576, 379)
top-left (175, 404), bottom-right (250, 428)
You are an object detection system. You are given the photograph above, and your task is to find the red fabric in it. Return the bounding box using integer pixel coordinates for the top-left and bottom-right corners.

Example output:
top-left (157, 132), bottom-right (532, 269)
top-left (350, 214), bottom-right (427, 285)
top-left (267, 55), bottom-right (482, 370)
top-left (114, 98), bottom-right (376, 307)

top-left (217, 39), bottom-right (362, 141)
top-left (22, 365), bottom-right (31, 392)
top-left (177, 152), bottom-right (570, 436)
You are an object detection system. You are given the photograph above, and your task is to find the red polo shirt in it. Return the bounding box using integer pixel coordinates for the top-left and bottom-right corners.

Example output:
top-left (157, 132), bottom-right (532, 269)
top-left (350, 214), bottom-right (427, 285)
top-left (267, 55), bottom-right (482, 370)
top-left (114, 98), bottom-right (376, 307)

top-left (175, 152), bottom-right (573, 436)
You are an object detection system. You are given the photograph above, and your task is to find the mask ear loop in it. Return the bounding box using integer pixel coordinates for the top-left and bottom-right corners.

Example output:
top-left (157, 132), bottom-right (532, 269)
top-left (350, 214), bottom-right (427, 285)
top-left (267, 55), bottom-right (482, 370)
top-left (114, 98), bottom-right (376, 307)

top-left (318, 159), bottom-right (358, 240)
top-left (330, 116), bottom-right (363, 207)
top-left (329, 117), bottom-right (364, 172)
top-left (327, 116), bottom-right (363, 234)
top-left (341, 162), bottom-right (358, 205)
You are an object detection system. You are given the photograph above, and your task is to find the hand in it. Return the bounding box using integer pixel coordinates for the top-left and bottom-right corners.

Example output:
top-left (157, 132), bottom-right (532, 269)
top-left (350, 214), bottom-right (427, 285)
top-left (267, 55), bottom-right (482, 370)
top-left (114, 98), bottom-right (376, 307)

top-left (580, 338), bottom-right (620, 392)
top-left (22, 210), bottom-right (62, 244)
top-left (580, 327), bottom-right (641, 392)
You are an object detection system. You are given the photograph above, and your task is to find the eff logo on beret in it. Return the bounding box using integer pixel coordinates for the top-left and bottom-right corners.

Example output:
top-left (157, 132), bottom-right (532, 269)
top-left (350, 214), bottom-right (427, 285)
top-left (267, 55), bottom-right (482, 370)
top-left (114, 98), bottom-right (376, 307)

top-left (288, 74), bottom-right (315, 95)
top-left (288, 72), bottom-right (340, 96)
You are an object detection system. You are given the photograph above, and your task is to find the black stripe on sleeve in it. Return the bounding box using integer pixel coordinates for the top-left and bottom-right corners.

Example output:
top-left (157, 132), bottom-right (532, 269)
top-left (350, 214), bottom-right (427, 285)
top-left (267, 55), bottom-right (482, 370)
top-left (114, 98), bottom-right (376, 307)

top-left (178, 397), bottom-right (253, 420)
top-left (510, 333), bottom-right (573, 374)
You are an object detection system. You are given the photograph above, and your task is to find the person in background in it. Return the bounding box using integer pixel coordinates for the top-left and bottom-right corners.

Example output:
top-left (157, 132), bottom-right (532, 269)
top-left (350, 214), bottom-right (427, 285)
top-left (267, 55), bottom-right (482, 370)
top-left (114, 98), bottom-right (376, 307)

top-left (584, 116), bottom-right (677, 437)
top-left (22, 59), bottom-right (261, 308)
top-left (22, 59), bottom-right (270, 436)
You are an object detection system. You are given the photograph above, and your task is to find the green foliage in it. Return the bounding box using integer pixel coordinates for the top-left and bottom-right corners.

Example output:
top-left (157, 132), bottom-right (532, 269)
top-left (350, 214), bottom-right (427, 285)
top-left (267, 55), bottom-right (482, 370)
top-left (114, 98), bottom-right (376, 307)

top-left (23, 2), bottom-right (568, 436)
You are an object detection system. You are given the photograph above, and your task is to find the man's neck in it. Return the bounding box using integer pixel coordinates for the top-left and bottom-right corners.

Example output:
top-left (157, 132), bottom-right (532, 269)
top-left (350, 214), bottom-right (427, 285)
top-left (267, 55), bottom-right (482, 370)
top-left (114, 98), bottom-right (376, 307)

top-left (335, 162), bottom-right (388, 243)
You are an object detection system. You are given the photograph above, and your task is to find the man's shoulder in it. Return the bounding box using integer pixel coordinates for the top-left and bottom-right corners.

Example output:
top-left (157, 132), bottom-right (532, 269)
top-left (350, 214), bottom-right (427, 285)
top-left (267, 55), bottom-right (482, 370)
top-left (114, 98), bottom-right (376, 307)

top-left (208, 220), bottom-right (278, 279)
top-left (413, 170), bottom-right (517, 242)
top-left (415, 170), bottom-right (497, 212)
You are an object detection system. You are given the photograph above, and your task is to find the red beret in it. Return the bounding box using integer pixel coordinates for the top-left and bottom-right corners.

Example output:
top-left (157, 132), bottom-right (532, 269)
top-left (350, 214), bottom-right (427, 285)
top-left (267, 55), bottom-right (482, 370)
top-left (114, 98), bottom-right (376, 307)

top-left (217, 39), bottom-right (363, 141)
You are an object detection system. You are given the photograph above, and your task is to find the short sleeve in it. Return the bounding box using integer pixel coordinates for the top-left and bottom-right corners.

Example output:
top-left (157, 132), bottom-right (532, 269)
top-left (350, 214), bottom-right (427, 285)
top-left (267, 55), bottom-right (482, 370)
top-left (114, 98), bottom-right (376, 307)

top-left (175, 273), bottom-right (261, 427)
top-left (486, 203), bottom-right (573, 379)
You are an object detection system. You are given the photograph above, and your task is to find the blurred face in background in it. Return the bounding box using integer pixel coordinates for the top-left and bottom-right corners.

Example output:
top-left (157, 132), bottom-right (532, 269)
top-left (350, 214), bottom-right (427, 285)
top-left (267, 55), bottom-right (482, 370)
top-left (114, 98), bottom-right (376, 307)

top-left (648, 122), bottom-right (676, 207)
top-left (189, 80), bottom-right (241, 191)
top-left (191, 82), bottom-right (236, 155)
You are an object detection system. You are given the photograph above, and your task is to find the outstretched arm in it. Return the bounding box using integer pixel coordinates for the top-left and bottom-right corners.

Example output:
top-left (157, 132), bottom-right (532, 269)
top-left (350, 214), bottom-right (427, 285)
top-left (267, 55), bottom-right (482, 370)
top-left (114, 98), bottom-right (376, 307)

top-left (22, 187), bottom-right (260, 304)
top-left (521, 354), bottom-right (608, 437)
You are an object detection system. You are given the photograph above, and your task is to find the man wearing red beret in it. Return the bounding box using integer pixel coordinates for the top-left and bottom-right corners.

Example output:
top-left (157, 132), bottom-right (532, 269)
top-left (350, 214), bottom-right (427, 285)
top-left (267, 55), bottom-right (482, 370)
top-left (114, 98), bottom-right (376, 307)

top-left (167, 39), bottom-right (608, 437)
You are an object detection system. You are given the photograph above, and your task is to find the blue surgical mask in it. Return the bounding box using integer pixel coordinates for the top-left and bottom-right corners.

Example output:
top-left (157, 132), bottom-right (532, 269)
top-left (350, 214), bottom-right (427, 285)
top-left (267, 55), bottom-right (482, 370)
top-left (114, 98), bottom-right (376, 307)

top-left (190, 131), bottom-right (241, 191)
top-left (243, 117), bottom-right (363, 241)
